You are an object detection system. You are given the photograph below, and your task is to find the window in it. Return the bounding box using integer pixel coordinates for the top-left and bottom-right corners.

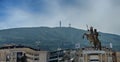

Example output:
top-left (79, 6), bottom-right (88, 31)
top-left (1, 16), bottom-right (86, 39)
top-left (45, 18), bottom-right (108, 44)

top-left (34, 58), bottom-right (39, 60)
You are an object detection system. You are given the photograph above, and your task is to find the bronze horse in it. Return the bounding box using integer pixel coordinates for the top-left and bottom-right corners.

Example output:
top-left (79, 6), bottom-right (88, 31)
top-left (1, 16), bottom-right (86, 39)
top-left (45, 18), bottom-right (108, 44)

top-left (83, 27), bottom-right (101, 50)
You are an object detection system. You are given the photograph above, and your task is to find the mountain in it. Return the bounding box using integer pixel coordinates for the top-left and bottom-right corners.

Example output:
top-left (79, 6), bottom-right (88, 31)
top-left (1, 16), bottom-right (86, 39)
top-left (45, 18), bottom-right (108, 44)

top-left (0, 27), bottom-right (120, 51)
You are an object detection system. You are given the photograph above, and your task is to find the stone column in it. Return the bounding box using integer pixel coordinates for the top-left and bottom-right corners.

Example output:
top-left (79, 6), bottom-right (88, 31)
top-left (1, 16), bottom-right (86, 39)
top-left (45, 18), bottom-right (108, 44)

top-left (105, 53), bottom-right (107, 62)
top-left (83, 54), bottom-right (85, 62)
top-left (85, 54), bottom-right (87, 62)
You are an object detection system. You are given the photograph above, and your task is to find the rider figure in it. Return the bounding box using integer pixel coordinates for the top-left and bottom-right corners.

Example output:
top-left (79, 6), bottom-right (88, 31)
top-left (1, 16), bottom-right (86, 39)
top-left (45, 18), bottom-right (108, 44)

top-left (94, 29), bottom-right (99, 41)
top-left (94, 29), bottom-right (101, 50)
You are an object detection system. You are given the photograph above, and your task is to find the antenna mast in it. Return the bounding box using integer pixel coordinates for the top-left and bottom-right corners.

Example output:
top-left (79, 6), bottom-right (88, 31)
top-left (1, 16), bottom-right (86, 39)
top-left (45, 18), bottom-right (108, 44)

top-left (69, 23), bottom-right (71, 28)
top-left (59, 21), bottom-right (61, 27)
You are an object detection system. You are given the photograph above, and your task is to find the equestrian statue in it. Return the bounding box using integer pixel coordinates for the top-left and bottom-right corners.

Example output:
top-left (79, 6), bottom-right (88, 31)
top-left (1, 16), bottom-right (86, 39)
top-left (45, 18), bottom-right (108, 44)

top-left (83, 26), bottom-right (101, 50)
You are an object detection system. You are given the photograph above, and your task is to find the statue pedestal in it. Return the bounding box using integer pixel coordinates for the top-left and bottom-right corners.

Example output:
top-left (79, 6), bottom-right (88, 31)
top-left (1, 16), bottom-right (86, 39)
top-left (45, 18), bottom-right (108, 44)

top-left (79, 47), bottom-right (113, 62)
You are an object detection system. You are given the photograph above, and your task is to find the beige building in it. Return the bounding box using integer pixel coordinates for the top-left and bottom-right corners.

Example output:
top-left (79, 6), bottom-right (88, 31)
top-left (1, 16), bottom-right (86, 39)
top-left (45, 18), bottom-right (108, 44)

top-left (116, 52), bottom-right (120, 62)
top-left (0, 45), bottom-right (48, 62)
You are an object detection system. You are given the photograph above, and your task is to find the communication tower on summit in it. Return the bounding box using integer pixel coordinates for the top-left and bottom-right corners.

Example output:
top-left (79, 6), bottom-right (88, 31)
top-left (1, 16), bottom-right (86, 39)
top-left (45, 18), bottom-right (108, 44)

top-left (59, 21), bottom-right (61, 27)
top-left (69, 23), bottom-right (71, 28)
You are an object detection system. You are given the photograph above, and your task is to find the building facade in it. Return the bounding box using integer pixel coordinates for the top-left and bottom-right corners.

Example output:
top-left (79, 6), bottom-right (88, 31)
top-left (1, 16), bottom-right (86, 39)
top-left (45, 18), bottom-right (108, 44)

top-left (0, 45), bottom-right (48, 62)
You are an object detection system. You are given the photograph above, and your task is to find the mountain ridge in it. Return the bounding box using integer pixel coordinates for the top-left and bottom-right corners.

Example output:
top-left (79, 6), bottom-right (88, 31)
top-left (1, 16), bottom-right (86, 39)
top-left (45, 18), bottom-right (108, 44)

top-left (0, 27), bottom-right (120, 51)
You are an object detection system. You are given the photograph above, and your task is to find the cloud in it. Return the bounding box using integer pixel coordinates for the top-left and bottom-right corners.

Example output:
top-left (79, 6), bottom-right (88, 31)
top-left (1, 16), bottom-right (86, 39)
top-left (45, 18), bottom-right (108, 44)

top-left (0, 0), bottom-right (120, 35)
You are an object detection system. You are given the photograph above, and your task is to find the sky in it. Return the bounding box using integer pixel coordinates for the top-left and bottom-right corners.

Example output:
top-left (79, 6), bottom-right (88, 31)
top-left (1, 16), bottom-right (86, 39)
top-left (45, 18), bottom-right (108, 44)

top-left (0, 0), bottom-right (120, 35)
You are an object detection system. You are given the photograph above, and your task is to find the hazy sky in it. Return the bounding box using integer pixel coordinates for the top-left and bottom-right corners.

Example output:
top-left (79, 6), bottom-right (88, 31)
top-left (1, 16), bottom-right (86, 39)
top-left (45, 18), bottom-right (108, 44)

top-left (0, 0), bottom-right (120, 35)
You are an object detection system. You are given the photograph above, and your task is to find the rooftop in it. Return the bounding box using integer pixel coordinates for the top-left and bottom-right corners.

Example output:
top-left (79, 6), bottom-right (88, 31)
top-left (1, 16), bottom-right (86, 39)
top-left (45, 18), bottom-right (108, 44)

top-left (0, 44), bottom-right (41, 51)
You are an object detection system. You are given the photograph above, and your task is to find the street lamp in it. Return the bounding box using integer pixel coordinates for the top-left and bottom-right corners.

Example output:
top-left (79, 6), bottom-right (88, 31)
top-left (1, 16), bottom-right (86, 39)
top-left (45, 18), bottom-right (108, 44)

top-left (57, 48), bottom-right (61, 62)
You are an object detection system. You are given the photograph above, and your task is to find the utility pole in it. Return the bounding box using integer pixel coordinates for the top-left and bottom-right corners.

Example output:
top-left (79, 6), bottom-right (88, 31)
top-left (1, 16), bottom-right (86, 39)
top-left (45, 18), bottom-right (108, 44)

top-left (57, 48), bottom-right (61, 62)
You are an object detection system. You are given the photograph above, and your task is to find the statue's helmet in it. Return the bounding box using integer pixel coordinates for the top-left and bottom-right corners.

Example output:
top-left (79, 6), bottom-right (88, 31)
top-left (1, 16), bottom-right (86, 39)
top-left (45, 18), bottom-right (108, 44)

top-left (94, 29), bottom-right (97, 32)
